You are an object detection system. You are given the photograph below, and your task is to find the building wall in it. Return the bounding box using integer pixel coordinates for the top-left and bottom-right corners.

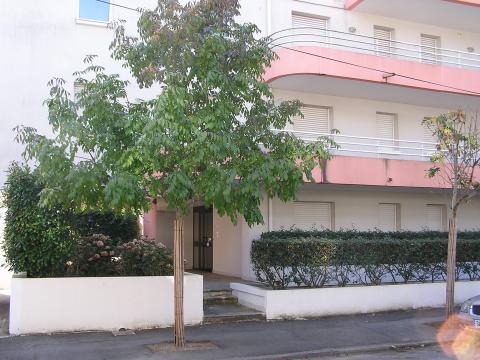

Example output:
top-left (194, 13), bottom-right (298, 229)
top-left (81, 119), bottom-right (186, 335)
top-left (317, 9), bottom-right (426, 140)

top-left (212, 212), bottom-right (243, 277)
top-left (274, 89), bottom-right (451, 144)
top-left (271, 0), bottom-right (480, 54)
top-left (272, 187), bottom-right (480, 231)
top-left (223, 187), bottom-right (480, 281)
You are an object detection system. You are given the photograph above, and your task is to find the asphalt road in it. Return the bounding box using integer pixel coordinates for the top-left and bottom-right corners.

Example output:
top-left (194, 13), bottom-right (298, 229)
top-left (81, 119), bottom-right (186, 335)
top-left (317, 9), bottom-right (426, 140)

top-left (313, 346), bottom-right (454, 359)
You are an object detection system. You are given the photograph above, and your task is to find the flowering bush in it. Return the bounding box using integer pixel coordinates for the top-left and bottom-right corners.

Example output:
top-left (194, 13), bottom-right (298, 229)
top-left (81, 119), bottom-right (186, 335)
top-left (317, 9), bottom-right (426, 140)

top-left (66, 234), bottom-right (173, 277)
top-left (67, 234), bottom-right (118, 276)
top-left (117, 238), bottom-right (173, 276)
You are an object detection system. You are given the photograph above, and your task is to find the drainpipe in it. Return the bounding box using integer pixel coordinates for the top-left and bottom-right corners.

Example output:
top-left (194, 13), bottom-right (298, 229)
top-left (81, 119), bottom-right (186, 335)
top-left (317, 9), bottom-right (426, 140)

top-left (268, 198), bottom-right (273, 232)
top-left (266, 0), bottom-right (272, 36)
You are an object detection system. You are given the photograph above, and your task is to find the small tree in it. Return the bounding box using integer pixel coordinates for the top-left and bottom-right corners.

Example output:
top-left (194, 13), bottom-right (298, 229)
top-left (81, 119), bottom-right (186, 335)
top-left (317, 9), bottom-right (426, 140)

top-left (17, 0), bottom-right (335, 347)
top-left (423, 110), bottom-right (480, 317)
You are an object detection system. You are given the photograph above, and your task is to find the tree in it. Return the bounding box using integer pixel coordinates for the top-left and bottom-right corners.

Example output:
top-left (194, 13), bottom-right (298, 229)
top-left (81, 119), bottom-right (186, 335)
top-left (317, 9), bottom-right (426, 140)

top-left (17, 0), bottom-right (336, 347)
top-left (423, 110), bottom-right (480, 317)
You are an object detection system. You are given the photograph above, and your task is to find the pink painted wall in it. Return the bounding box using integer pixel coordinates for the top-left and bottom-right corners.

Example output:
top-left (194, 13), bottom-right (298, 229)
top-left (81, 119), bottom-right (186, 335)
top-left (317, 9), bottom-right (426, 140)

top-left (264, 46), bottom-right (480, 96)
top-left (311, 155), bottom-right (479, 189)
top-left (143, 202), bottom-right (157, 240)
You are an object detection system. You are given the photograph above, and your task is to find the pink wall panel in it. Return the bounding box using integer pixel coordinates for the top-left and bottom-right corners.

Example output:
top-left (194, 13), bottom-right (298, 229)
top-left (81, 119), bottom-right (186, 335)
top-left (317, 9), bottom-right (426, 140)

top-left (143, 202), bottom-right (157, 240)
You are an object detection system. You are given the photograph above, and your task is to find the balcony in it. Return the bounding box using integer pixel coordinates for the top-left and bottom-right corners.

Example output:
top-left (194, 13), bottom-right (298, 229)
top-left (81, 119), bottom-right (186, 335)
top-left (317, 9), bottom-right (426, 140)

top-left (344, 0), bottom-right (480, 33)
top-left (274, 130), bottom-right (437, 162)
top-left (270, 28), bottom-right (480, 71)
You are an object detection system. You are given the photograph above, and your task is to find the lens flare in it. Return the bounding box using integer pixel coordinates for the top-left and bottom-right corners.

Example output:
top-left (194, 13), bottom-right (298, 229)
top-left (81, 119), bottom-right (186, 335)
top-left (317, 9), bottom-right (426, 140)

top-left (437, 315), bottom-right (480, 360)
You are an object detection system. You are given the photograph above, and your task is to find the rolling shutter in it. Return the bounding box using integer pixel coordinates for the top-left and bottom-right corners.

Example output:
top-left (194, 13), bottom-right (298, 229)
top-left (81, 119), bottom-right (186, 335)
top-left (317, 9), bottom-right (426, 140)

top-left (376, 112), bottom-right (396, 150)
top-left (294, 106), bottom-right (330, 134)
top-left (421, 35), bottom-right (440, 64)
top-left (379, 203), bottom-right (398, 231)
top-left (374, 26), bottom-right (393, 56)
top-left (292, 13), bottom-right (328, 43)
top-left (294, 202), bottom-right (332, 230)
top-left (426, 205), bottom-right (444, 231)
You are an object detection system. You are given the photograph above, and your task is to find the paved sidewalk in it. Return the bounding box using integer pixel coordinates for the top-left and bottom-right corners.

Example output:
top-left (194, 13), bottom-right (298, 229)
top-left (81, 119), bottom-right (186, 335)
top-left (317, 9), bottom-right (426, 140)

top-left (0, 290), bottom-right (9, 337)
top-left (0, 308), bottom-right (466, 360)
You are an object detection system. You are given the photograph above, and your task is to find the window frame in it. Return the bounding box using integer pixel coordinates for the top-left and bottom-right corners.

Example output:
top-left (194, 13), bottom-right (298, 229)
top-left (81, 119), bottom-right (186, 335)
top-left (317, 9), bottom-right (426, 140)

top-left (77, 0), bottom-right (111, 26)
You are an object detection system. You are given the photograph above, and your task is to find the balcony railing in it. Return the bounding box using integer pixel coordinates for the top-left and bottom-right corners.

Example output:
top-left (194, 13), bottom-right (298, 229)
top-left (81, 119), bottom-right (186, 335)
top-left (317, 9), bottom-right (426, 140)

top-left (270, 28), bottom-right (480, 70)
top-left (274, 129), bottom-right (439, 161)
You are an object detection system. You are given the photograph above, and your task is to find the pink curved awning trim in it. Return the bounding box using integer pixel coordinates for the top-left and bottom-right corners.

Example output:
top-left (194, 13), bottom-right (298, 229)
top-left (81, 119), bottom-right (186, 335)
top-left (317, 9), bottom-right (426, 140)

top-left (265, 46), bottom-right (480, 96)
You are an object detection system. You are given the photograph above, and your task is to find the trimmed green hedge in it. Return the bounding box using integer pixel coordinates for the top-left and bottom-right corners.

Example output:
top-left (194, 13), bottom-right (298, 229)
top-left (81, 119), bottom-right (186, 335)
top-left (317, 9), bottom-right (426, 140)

top-left (251, 230), bottom-right (480, 289)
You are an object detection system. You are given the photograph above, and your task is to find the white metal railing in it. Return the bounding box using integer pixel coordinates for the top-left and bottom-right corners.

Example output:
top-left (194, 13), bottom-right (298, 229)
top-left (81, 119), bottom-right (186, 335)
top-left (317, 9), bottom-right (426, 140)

top-left (270, 28), bottom-right (480, 70)
top-left (274, 129), bottom-right (439, 161)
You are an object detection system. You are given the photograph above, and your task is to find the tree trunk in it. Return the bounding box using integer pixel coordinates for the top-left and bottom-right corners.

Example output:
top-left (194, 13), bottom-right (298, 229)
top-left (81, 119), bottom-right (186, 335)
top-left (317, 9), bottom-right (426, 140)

top-left (174, 217), bottom-right (185, 347)
top-left (446, 213), bottom-right (457, 317)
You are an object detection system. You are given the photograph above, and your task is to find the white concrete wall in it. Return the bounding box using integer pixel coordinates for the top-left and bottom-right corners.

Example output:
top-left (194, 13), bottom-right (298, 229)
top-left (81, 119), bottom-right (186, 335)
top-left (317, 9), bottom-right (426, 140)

top-left (9, 273), bottom-right (203, 335)
top-left (232, 281), bottom-right (480, 319)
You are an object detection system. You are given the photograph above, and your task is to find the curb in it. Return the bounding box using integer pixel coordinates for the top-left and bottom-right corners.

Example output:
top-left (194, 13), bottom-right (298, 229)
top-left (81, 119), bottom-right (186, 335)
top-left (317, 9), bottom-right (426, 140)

top-left (231, 340), bottom-right (442, 360)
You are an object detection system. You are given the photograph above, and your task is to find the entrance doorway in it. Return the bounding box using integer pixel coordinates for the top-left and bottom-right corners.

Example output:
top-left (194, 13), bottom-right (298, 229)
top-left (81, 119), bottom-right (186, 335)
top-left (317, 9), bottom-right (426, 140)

top-left (193, 206), bottom-right (213, 272)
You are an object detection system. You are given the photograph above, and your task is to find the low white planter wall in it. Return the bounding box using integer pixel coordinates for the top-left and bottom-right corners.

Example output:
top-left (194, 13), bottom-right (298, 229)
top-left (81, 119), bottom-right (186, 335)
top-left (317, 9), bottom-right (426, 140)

top-left (10, 273), bottom-right (203, 335)
top-left (231, 281), bottom-right (480, 320)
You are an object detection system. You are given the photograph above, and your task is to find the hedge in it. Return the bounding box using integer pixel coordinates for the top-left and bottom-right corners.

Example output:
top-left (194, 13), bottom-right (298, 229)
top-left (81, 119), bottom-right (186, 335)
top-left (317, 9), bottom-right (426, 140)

top-left (251, 230), bottom-right (480, 289)
top-left (1, 163), bottom-right (147, 278)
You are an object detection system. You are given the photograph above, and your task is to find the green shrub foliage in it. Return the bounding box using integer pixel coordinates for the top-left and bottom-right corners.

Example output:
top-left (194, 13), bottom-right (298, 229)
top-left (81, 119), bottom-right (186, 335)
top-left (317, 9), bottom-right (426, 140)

top-left (1, 163), bottom-right (76, 277)
top-left (2, 164), bottom-right (167, 278)
top-left (251, 230), bottom-right (480, 289)
top-left (73, 211), bottom-right (139, 244)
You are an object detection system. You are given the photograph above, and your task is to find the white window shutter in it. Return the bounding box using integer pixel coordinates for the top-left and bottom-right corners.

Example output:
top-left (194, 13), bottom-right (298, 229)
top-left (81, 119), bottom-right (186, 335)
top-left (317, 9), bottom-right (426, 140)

top-left (292, 13), bottom-right (328, 43)
top-left (374, 26), bottom-right (393, 56)
top-left (376, 112), bottom-right (395, 139)
top-left (379, 203), bottom-right (397, 231)
top-left (421, 35), bottom-right (439, 64)
top-left (294, 106), bottom-right (330, 135)
top-left (376, 112), bottom-right (396, 151)
top-left (426, 205), bottom-right (444, 231)
top-left (294, 202), bottom-right (332, 230)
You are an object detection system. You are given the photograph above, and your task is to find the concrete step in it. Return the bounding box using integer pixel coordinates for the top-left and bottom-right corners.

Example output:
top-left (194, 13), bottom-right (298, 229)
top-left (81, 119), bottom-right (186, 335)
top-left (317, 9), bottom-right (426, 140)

top-left (203, 290), bottom-right (238, 305)
top-left (203, 303), bottom-right (266, 324)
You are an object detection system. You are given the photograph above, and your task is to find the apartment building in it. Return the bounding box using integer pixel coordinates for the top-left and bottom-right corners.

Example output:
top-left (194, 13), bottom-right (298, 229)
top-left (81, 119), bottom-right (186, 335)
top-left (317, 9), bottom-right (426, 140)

top-left (1, 1), bottom-right (479, 283)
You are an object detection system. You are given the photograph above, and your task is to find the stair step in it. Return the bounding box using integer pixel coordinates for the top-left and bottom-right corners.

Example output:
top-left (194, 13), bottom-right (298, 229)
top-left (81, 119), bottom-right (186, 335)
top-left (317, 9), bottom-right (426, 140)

top-left (203, 304), bottom-right (265, 324)
top-left (203, 289), bottom-right (238, 305)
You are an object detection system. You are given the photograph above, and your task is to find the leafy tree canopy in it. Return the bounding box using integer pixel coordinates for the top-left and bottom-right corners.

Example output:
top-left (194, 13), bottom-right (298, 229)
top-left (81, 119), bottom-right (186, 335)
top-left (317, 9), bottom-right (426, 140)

top-left (17, 0), bottom-right (335, 226)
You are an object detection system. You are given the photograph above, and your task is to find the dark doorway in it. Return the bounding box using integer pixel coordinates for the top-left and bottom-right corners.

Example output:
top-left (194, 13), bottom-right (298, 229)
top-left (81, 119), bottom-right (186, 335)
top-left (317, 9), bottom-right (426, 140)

top-left (193, 206), bottom-right (213, 272)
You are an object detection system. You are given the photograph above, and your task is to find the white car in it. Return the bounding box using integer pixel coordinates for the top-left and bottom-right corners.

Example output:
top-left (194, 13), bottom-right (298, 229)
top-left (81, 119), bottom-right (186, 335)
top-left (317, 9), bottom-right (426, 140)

top-left (458, 295), bottom-right (480, 329)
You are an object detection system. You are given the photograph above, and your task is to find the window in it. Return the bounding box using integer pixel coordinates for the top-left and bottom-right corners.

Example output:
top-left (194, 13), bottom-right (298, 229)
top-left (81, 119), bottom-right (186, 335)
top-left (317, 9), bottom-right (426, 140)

top-left (376, 112), bottom-right (397, 151)
top-left (79, 0), bottom-right (110, 22)
top-left (293, 202), bottom-right (333, 230)
top-left (373, 26), bottom-right (394, 57)
top-left (292, 13), bottom-right (329, 44)
top-left (378, 203), bottom-right (400, 231)
top-left (293, 106), bottom-right (331, 135)
top-left (421, 34), bottom-right (440, 64)
top-left (426, 204), bottom-right (446, 231)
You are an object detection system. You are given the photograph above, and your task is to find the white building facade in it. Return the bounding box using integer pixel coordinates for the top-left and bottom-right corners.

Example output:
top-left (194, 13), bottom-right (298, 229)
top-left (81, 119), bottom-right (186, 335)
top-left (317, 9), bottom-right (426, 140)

top-left (1, 1), bottom-right (479, 284)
